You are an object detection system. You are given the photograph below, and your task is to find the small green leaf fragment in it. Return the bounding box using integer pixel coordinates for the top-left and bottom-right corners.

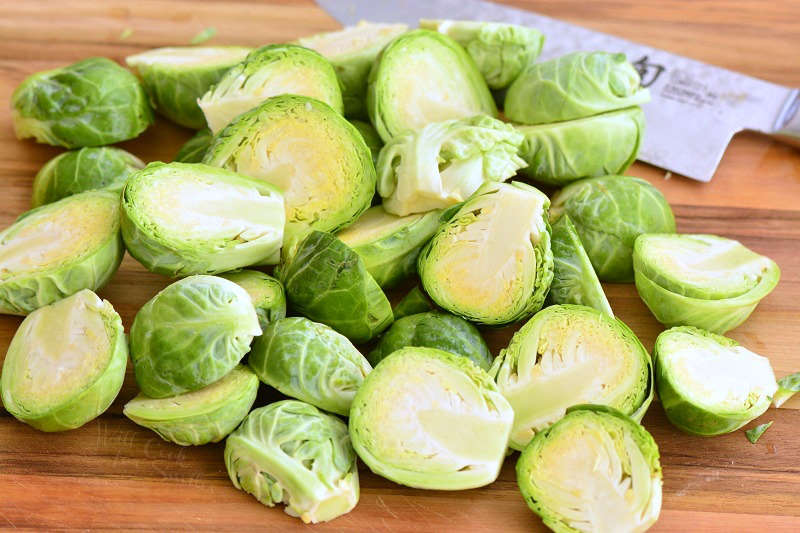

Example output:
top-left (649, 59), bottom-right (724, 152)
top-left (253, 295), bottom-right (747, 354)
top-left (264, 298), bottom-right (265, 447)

top-left (119, 28), bottom-right (133, 40)
top-left (774, 371), bottom-right (800, 407)
top-left (745, 421), bottom-right (773, 444)
top-left (191, 27), bottom-right (217, 44)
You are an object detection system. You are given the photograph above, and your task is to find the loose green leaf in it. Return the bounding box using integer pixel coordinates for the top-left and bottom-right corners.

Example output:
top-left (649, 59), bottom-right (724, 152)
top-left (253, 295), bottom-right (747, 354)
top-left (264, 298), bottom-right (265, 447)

top-left (191, 27), bottom-right (217, 44)
top-left (774, 371), bottom-right (800, 407)
top-left (746, 421), bottom-right (773, 443)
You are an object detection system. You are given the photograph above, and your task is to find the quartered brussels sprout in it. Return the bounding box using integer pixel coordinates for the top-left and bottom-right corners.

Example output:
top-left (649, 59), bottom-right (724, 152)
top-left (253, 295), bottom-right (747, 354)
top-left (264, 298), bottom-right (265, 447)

top-left (32, 147), bottom-right (144, 207)
top-left (350, 119), bottom-right (383, 165)
top-left (350, 347), bottom-right (513, 490)
top-left (368, 311), bottom-right (492, 371)
top-left (517, 405), bottom-right (662, 533)
top-left (126, 46), bottom-right (251, 129)
top-left (377, 115), bottom-right (527, 216)
top-left (249, 317), bottom-right (372, 416)
top-left (491, 305), bottom-right (652, 450)
top-left (297, 22), bottom-right (409, 118)
top-left (419, 20), bottom-right (544, 90)
top-left (367, 29), bottom-right (497, 142)
top-left (123, 365), bottom-right (259, 446)
top-left (174, 128), bottom-right (213, 163)
top-left (121, 162), bottom-right (285, 277)
top-left (198, 45), bottom-right (343, 133)
top-left (517, 107), bottom-right (645, 186)
top-left (225, 400), bottom-right (359, 523)
top-left (204, 95), bottom-right (375, 238)
top-left (634, 234), bottom-right (780, 333)
top-left (655, 326), bottom-right (777, 436)
top-left (505, 51), bottom-right (650, 125)
top-left (418, 181), bottom-right (553, 325)
top-left (11, 57), bottom-right (152, 148)
top-left (0, 190), bottom-right (124, 316)
top-left (130, 275), bottom-right (261, 398)
top-left (336, 206), bottom-right (442, 288)
top-left (1, 290), bottom-right (127, 431)
top-left (278, 231), bottom-right (393, 343)
top-left (219, 270), bottom-right (286, 330)
top-left (392, 285), bottom-right (434, 320)
top-left (551, 175), bottom-right (675, 282)
top-left (774, 372), bottom-right (800, 408)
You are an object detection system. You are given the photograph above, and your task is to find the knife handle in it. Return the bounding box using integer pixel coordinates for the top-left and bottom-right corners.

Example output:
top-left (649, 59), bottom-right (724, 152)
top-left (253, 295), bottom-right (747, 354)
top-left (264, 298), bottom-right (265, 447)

top-left (773, 89), bottom-right (800, 148)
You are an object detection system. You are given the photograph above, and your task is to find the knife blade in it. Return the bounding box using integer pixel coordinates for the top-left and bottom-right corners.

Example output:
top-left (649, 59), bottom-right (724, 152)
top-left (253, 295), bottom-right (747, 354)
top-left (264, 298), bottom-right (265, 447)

top-left (316, 0), bottom-right (799, 182)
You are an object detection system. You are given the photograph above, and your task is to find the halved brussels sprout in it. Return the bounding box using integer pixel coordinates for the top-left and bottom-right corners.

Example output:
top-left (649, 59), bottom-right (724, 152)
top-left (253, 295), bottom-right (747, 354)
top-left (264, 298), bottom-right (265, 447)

top-left (517, 107), bottom-right (644, 186)
top-left (367, 29), bottom-right (497, 142)
top-left (198, 45), bottom-right (343, 133)
top-left (123, 365), bottom-right (259, 446)
top-left (130, 275), bottom-right (261, 398)
top-left (634, 234), bottom-right (780, 333)
top-left (392, 285), bottom-right (434, 320)
top-left (174, 128), bottom-right (213, 163)
top-left (225, 400), bottom-right (359, 523)
top-left (349, 347), bottom-right (513, 490)
top-left (655, 326), bottom-right (777, 436)
top-left (0, 190), bottom-right (124, 316)
top-left (491, 304), bottom-right (652, 450)
top-left (204, 95), bottom-right (375, 238)
top-left (278, 231), bottom-right (393, 343)
top-left (32, 147), bottom-right (144, 207)
top-left (12, 57), bottom-right (152, 148)
top-left (219, 270), bottom-right (286, 330)
top-left (774, 372), bottom-right (800, 408)
top-left (418, 181), bottom-right (553, 325)
top-left (377, 115), bottom-right (526, 216)
top-left (336, 205), bottom-right (442, 288)
top-left (517, 405), bottom-right (662, 533)
top-left (350, 119), bottom-right (383, 165)
top-left (368, 311), bottom-right (492, 371)
top-left (419, 20), bottom-right (544, 89)
top-left (551, 175), bottom-right (676, 282)
top-left (1, 290), bottom-right (127, 431)
top-left (505, 51), bottom-right (650, 124)
top-left (121, 162), bottom-right (284, 277)
top-left (249, 317), bottom-right (372, 416)
top-left (297, 22), bottom-right (408, 118)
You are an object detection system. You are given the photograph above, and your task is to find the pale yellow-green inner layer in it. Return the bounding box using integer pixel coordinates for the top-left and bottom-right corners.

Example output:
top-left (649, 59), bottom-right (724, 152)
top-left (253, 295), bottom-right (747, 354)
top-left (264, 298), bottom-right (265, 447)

top-left (337, 206), bottom-right (421, 246)
top-left (127, 46), bottom-right (250, 69)
top-left (300, 22), bottom-right (407, 58)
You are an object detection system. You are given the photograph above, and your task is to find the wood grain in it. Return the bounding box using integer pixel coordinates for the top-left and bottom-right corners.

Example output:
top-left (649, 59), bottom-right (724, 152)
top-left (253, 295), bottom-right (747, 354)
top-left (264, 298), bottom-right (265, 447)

top-left (1, 0), bottom-right (799, 530)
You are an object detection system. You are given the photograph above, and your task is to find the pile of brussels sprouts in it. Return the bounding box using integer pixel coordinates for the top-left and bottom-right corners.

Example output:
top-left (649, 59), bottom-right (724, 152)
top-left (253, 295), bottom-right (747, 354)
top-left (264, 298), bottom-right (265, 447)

top-left (3, 17), bottom-right (798, 531)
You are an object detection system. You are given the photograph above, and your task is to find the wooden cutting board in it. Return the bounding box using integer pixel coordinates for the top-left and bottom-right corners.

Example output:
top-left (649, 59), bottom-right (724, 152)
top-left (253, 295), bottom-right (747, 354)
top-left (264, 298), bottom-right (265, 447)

top-left (1, 1), bottom-right (799, 530)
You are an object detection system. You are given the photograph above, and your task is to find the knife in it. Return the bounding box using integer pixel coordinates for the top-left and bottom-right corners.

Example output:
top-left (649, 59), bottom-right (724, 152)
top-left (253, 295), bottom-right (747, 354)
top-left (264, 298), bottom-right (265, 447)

top-left (315, 0), bottom-right (799, 182)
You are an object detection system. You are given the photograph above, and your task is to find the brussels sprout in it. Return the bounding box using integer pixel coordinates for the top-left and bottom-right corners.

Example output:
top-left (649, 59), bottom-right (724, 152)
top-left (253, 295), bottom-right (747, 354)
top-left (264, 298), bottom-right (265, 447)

top-left (548, 214), bottom-right (613, 315)
top-left (505, 51), bottom-right (650, 125)
top-left (219, 270), bottom-right (286, 330)
top-left (773, 372), bottom-right (800, 408)
top-left (121, 162), bottom-right (285, 277)
top-left (491, 305), bottom-right (652, 450)
top-left (278, 231), bottom-right (393, 343)
top-left (349, 347), bottom-right (513, 490)
top-left (31, 147), bottom-right (144, 207)
top-left (419, 20), bottom-right (544, 89)
top-left (634, 234), bottom-right (780, 333)
top-left (1, 290), bottom-right (127, 431)
top-left (392, 285), bottom-right (434, 320)
top-left (198, 45), bottom-right (343, 133)
top-left (204, 95), bottom-right (375, 238)
top-left (368, 311), bottom-right (492, 371)
top-left (745, 422), bottom-right (773, 443)
top-left (350, 119), bottom-right (383, 165)
top-left (336, 206), bottom-right (442, 288)
top-left (377, 115), bottom-right (527, 216)
top-left (654, 326), bottom-right (777, 436)
top-left (225, 400), bottom-right (359, 523)
top-left (367, 29), bottom-right (497, 142)
top-left (126, 46), bottom-right (251, 129)
top-left (11, 57), bottom-right (153, 148)
top-left (516, 107), bottom-right (645, 186)
top-left (297, 22), bottom-right (409, 118)
top-left (123, 365), bottom-right (258, 446)
top-left (418, 181), bottom-right (553, 325)
top-left (517, 405), bottom-right (662, 533)
top-left (0, 190), bottom-right (124, 316)
top-left (130, 275), bottom-right (261, 398)
top-left (551, 175), bottom-right (676, 282)
top-left (173, 128), bottom-right (213, 163)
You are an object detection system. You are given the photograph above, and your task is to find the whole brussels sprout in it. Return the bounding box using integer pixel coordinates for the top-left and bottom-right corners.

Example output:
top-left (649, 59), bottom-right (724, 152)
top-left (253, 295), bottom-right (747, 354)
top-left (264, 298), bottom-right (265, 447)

top-left (367, 29), bottom-right (497, 142)
top-left (550, 175), bottom-right (676, 282)
top-left (130, 275), bottom-right (261, 398)
top-left (11, 57), bottom-right (153, 148)
top-left (633, 234), bottom-right (780, 333)
top-left (123, 365), bottom-right (259, 446)
top-left (225, 400), bottom-right (359, 523)
top-left (173, 128), bottom-right (213, 163)
top-left (219, 270), bottom-right (286, 330)
top-left (392, 285), bottom-right (434, 320)
top-left (349, 119), bottom-right (383, 165)
top-left (0, 190), bottom-right (124, 316)
top-left (1, 290), bottom-right (127, 431)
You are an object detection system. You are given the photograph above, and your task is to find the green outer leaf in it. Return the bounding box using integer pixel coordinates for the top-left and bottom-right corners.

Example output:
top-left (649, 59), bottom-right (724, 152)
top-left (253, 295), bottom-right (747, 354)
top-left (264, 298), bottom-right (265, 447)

top-left (219, 269), bottom-right (286, 331)
top-left (774, 371), bottom-right (800, 407)
top-left (349, 120), bottom-right (383, 166)
top-left (190, 27), bottom-right (217, 45)
top-left (173, 128), bottom-right (213, 163)
top-left (745, 421), bottom-right (773, 443)
top-left (392, 285), bottom-right (434, 320)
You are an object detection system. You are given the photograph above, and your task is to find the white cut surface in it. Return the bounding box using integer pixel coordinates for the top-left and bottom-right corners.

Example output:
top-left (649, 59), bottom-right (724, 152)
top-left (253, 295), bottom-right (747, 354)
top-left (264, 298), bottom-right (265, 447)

top-left (126, 46), bottom-right (250, 70)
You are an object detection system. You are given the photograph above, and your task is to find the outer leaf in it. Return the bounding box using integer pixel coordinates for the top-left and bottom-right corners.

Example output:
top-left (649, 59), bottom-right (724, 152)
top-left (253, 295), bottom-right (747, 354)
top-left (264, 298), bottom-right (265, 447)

top-left (174, 128), bottom-right (213, 163)
top-left (774, 371), bottom-right (800, 408)
top-left (745, 422), bottom-right (773, 443)
top-left (392, 285), bottom-right (434, 320)
top-left (219, 270), bottom-right (286, 330)
top-left (349, 120), bottom-right (383, 165)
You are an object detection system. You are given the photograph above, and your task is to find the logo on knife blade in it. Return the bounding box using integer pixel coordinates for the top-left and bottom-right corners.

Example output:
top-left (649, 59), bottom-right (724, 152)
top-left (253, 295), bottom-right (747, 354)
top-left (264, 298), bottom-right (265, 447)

top-left (632, 55), bottom-right (666, 88)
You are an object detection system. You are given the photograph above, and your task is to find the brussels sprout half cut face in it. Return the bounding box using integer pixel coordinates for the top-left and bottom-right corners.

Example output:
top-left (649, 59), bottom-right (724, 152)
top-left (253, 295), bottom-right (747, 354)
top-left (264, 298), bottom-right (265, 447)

top-left (219, 270), bottom-right (286, 330)
top-left (1, 290), bottom-right (127, 431)
top-left (349, 347), bottom-right (513, 490)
